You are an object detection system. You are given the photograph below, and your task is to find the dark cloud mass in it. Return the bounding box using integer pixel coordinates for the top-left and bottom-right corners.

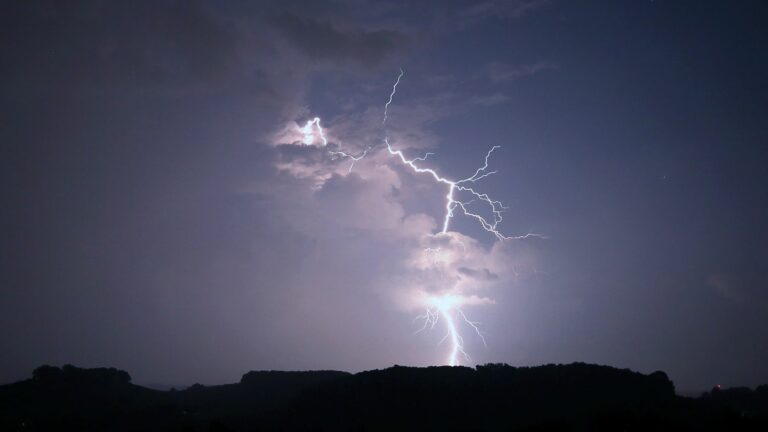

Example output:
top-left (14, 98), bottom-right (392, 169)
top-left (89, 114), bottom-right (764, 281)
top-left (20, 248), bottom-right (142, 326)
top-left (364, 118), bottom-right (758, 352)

top-left (1, 0), bottom-right (768, 393)
top-left (1, 2), bottom-right (239, 88)
top-left (458, 267), bottom-right (499, 281)
top-left (271, 12), bottom-right (408, 66)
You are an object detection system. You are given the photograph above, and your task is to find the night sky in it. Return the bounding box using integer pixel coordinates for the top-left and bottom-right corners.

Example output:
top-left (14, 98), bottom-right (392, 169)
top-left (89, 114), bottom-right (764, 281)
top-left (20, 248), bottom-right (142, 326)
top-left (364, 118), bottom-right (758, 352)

top-left (2, 1), bottom-right (767, 392)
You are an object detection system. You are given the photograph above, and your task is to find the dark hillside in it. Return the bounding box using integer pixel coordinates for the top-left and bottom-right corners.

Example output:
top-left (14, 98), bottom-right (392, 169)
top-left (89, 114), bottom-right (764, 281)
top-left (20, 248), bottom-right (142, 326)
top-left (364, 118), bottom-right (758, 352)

top-left (1, 363), bottom-right (766, 431)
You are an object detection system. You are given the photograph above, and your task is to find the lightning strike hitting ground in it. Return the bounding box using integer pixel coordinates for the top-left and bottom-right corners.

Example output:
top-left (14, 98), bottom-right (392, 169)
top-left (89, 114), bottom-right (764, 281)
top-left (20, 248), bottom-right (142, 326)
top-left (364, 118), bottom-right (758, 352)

top-left (415, 295), bottom-right (488, 366)
top-left (297, 69), bottom-right (541, 366)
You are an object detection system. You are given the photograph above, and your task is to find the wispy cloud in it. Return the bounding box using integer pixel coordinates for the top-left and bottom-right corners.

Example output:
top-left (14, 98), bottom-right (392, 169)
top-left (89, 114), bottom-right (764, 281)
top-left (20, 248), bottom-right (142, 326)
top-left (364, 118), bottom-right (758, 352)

top-left (469, 93), bottom-right (510, 106)
top-left (460, 0), bottom-right (551, 20)
top-left (487, 61), bottom-right (558, 84)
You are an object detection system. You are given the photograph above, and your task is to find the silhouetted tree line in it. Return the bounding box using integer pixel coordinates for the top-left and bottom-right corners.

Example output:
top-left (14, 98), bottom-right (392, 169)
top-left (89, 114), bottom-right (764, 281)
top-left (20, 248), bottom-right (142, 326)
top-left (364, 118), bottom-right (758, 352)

top-left (1, 363), bottom-right (766, 431)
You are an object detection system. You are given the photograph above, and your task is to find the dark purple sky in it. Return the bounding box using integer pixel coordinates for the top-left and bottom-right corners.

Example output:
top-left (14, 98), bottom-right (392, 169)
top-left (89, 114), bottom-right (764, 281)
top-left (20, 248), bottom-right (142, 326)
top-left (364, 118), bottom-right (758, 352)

top-left (2, 1), bottom-right (767, 391)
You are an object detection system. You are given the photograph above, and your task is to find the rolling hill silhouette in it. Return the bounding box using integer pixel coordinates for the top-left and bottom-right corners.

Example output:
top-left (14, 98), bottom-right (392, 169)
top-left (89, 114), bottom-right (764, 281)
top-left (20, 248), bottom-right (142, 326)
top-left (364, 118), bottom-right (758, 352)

top-left (1, 363), bottom-right (766, 431)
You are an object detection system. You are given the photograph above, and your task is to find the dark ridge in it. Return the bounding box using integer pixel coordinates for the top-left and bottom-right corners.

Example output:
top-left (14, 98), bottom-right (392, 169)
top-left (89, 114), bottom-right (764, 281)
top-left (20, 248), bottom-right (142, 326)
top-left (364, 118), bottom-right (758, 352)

top-left (0, 363), bottom-right (766, 431)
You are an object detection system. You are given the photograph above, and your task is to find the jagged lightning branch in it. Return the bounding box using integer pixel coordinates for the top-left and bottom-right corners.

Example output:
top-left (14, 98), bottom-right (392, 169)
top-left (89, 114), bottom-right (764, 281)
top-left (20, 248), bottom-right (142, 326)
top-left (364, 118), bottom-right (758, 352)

top-left (329, 147), bottom-right (369, 174)
top-left (382, 68), bottom-right (404, 126)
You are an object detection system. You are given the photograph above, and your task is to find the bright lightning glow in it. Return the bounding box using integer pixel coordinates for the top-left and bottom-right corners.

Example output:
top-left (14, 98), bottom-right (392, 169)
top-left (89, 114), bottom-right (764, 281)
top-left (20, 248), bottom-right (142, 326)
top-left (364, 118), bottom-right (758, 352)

top-left (300, 117), bottom-right (328, 146)
top-left (297, 69), bottom-right (542, 366)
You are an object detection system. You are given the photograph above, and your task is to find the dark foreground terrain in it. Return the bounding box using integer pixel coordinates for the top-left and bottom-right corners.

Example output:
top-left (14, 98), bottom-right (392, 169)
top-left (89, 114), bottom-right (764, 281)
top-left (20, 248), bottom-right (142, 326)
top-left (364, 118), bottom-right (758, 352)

top-left (1, 363), bottom-right (766, 431)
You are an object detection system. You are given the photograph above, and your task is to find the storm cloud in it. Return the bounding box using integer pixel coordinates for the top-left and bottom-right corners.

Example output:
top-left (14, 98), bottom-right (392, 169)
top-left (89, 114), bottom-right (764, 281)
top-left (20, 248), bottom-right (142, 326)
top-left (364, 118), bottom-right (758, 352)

top-left (2, 1), bottom-right (767, 392)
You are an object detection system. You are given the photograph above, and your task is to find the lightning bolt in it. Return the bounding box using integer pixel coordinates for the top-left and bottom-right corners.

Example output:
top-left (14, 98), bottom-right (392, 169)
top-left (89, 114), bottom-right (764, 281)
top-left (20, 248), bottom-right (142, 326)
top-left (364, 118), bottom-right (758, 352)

top-left (382, 69), bottom-right (545, 366)
top-left (298, 68), bottom-right (542, 366)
